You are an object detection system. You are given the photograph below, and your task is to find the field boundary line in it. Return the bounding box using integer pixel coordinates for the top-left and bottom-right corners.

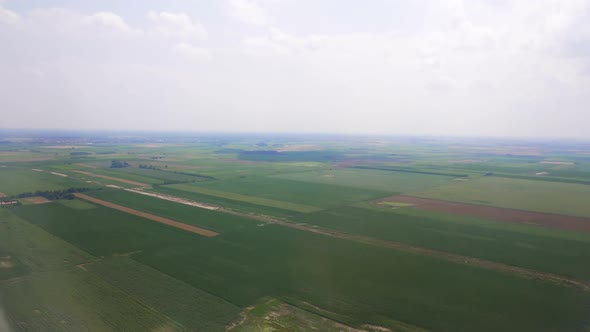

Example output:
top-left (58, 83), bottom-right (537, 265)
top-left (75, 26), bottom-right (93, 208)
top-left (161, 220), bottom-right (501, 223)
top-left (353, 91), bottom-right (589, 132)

top-left (74, 193), bottom-right (219, 237)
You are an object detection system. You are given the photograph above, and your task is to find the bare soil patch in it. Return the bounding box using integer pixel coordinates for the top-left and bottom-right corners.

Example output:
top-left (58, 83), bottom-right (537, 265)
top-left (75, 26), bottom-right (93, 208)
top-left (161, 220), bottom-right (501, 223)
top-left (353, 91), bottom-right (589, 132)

top-left (72, 170), bottom-right (149, 187)
top-left (22, 196), bottom-right (52, 204)
top-left (380, 195), bottom-right (590, 233)
top-left (75, 193), bottom-right (219, 237)
top-left (0, 192), bottom-right (7, 198)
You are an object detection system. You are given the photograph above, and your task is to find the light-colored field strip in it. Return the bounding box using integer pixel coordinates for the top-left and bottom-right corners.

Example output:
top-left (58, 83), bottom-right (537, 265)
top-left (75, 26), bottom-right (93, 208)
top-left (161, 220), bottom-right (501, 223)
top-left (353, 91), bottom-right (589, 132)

top-left (74, 193), bottom-right (219, 237)
top-left (72, 170), bottom-right (149, 187)
top-left (125, 188), bottom-right (219, 210)
top-left (0, 192), bottom-right (6, 198)
top-left (50, 172), bottom-right (68, 177)
top-left (167, 184), bottom-right (320, 213)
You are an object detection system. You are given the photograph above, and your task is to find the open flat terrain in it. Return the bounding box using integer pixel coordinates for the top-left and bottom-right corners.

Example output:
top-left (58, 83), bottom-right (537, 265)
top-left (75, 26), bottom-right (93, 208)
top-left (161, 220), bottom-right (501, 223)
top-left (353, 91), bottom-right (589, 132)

top-left (381, 195), bottom-right (590, 232)
top-left (413, 176), bottom-right (590, 218)
top-left (1, 133), bottom-right (590, 331)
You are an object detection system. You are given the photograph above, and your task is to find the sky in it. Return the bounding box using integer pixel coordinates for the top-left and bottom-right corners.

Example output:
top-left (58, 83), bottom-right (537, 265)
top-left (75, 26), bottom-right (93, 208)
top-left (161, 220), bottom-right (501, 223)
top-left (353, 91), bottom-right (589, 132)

top-left (0, 0), bottom-right (589, 138)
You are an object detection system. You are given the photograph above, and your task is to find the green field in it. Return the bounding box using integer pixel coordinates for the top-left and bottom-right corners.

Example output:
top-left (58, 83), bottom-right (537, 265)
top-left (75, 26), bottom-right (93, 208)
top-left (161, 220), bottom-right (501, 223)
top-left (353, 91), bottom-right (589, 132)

top-left (0, 210), bottom-right (178, 331)
top-left (296, 205), bottom-right (590, 279)
top-left (413, 176), bottom-right (590, 217)
top-left (87, 257), bottom-right (240, 331)
top-left (166, 176), bottom-right (390, 211)
top-left (9, 202), bottom-right (590, 331)
top-left (2, 134), bottom-right (590, 331)
top-left (272, 168), bottom-right (455, 192)
top-left (0, 167), bottom-right (88, 195)
top-left (165, 183), bottom-right (321, 212)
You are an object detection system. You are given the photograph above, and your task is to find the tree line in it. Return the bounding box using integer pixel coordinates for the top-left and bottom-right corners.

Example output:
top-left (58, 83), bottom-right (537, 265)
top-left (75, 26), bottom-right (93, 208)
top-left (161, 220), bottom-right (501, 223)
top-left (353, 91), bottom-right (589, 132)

top-left (14, 187), bottom-right (95, 201)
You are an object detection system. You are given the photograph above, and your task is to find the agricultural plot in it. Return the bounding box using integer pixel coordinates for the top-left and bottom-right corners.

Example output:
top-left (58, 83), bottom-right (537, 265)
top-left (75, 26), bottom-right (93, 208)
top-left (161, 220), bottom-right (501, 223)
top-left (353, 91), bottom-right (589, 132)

top-left (1, 269), bottom-right (179, 332)
top-left (10, 202), bottom-right (590, 331)
top-left (2, 135), bottom-right (590, 332)
top-left (272, 168), bottom-right (455, 193)
top-left (0, 167), bottom-right (88, 195)
top-left (380, 195), bottom-right (590, 232)
top-left (0, 210), bottom-right (178, 331)
top-left (86, 189), bottom-right (261, 234)
top-left (87, 257), bottom-right (240, 331)
top-left (75, 193), bottom-right (219, 237)
top-left (164, 183), bottom-right (320, 212)
top-left (118, 166), bottom-right (213, 182)
top-left (167, 176), bottom-right (389, 211)
top-left (413, 176), bottom-right (590, 218)
top-left (294, 205), bottom-right (590, 279)
top-left (150, 185), bottom-right (298, 218)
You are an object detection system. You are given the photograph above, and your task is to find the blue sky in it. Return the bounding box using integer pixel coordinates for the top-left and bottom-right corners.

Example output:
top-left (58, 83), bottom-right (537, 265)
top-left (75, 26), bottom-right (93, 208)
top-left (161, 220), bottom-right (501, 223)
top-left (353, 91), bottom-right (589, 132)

top-left (1, 0), bottom-right (589, 137)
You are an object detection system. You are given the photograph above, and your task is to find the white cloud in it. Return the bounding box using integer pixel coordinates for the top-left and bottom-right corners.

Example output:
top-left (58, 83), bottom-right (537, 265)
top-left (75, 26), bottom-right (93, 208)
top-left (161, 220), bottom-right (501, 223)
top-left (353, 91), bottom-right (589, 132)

top-left (1, 0), bottom-right (590, 137)
top-left (0, 6), bottom-right (19, 24)
top-left (229, 0), bottom-right (268, 26)
top-left (86, 12), bottom-right (131, 32)
top-left (147, 11), bottom-right (207, 40)
top-left (173, 43), bottom-right (211, 61)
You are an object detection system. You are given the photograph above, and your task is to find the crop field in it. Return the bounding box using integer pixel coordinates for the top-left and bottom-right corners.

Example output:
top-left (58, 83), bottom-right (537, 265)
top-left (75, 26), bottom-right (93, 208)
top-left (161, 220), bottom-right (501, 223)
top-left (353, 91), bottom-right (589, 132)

top-left (87, 257), bottom-right (241, 331)
top-left (380, 195), bottom-right (590, 232)
top-left (1, 134), bottom-right (590, 331)
top-left (0, 167), bottom-right (88, 195)
top-left (295, 205), bottom-right (590, 279)
top-left (272, 168), bottom-right (455, 193)
top-left (166, 176), bottom-right (390, 211)
top-left (413, 176), bottom-right (590, 217)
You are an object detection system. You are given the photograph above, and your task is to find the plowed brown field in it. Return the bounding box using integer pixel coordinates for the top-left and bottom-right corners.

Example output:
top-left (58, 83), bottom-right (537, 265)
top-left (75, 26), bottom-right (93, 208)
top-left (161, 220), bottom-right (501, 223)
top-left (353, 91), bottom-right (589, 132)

top-left (381, 195), bottom-right (590, 232)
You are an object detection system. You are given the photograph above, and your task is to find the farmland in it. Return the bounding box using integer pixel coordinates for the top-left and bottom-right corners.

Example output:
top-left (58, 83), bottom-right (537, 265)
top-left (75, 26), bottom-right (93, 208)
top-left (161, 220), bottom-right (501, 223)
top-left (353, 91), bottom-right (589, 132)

top-left (1, 132), bottom-right (590, 331)
top-left (413, 176), bottom-right (590, 218)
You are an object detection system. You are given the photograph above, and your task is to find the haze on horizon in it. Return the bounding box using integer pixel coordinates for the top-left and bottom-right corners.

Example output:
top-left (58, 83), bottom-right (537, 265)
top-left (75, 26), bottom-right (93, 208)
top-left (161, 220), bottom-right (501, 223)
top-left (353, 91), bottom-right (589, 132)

top-left (0, 0), bottom-right (589, 138)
